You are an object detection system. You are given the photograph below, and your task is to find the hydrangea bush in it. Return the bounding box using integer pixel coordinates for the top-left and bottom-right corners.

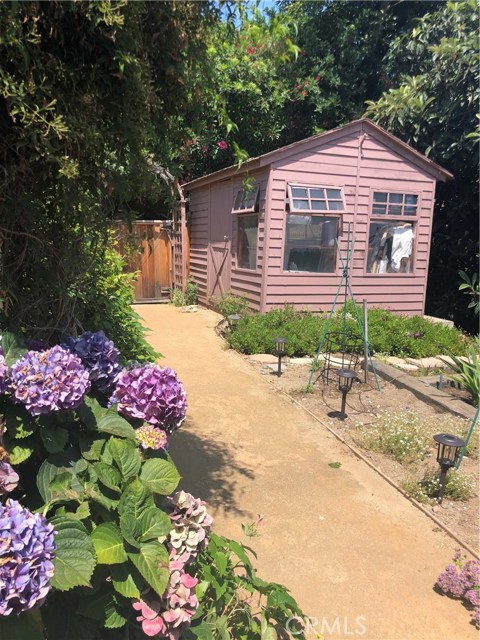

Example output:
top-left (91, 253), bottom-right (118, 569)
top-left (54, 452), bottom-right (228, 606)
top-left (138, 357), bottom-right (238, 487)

top-left (0, 329), bottom-right (305, 640)
top-left (437, 550), bottom-right (480, 627)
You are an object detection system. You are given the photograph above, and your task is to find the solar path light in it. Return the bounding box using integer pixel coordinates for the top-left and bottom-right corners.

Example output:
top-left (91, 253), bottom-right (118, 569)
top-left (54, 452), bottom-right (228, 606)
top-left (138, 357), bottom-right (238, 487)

top-left (433, 433), bottom-right (466, 504)
top-left (335, 368), bottom-right (357, 420)
top-left (274, 337), bottom-right (287, 377)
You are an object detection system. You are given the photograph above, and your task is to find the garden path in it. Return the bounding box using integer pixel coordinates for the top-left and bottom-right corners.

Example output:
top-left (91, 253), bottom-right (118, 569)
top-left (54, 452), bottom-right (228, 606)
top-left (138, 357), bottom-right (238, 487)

top-left (137, 304), bottom-right (478, 640)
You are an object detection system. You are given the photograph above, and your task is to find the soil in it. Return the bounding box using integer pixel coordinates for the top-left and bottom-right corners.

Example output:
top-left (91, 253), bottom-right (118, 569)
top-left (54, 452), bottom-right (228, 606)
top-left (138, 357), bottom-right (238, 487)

top-left (252, 358), bottom-right (479, 553)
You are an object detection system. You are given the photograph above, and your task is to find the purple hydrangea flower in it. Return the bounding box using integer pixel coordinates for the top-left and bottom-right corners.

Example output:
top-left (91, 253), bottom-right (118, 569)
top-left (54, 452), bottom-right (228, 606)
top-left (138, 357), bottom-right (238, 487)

top-left (0, 460), bottom-right (19, 495)
top-left (0, 499), bottom-right (56, 615)
top-left (63, 331), bottom-right (122, 393)
top-left (10, 346), bottom-right (91, 415)
top-left (0, 355), bottom-right (7, 394)
top-left (135, 424), bottom-right (168, 450)
top-left (24, 338), bottom-right (49, 352)
top-left (110, 365), bottom-right (187, 432)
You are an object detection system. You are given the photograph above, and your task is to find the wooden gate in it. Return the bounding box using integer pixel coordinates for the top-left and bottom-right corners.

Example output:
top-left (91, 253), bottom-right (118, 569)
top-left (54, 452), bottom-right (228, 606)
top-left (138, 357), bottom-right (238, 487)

top-left (116, 221), bottom-right (172, 302)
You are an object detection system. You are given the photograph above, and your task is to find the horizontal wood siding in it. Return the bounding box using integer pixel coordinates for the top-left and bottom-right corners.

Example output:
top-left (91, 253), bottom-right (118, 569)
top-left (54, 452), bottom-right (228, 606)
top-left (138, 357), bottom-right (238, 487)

top-left (263, 129), bottom-right (436, 316)
top-left (188, 186), bottom-right (210, 305)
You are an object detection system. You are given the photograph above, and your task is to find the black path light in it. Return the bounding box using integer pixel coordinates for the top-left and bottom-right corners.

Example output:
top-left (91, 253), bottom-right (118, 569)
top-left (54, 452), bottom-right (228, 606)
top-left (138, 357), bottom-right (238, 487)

top-left (227, 314), bottom-right (241, 329)
top-left (335, 368), bottom-right (357, 420)
top-left (274, 337), bottom-right (287, 377)
top-left (433, 433), bottom-right (466, 504)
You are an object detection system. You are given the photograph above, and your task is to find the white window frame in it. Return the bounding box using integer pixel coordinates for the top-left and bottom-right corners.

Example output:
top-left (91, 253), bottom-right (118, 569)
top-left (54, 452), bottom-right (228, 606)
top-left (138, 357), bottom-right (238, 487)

top-left (371, 190), bottom-right (419, 217)
top-left (287, 184), bottom-right (346, 213)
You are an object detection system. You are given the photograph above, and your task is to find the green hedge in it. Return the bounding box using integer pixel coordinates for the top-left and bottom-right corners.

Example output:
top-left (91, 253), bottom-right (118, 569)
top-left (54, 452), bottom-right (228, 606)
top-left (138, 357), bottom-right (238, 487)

top-left (226, 304), bottom-right (469, 358)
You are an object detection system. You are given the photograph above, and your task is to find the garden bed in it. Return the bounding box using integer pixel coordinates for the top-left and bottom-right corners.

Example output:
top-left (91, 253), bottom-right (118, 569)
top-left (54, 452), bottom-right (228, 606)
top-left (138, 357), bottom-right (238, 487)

top-left (246, 356), bottom-right (479, 553)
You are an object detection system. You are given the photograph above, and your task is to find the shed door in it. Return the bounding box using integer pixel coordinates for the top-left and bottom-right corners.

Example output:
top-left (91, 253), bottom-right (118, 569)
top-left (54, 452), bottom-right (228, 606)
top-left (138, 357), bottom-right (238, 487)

top-left (208, 180), bottom-right (232, 300)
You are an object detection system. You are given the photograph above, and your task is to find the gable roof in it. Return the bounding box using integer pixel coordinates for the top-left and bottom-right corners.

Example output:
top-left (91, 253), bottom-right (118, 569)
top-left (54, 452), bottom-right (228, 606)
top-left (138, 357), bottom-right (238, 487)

top-left (184, 118), bottom-right (453, 190)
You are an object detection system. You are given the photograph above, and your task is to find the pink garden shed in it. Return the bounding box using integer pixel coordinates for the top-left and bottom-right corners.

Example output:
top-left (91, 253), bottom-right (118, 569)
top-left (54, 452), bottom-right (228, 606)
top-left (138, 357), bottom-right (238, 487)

top-left (184, 119), bottom-right (452, 315)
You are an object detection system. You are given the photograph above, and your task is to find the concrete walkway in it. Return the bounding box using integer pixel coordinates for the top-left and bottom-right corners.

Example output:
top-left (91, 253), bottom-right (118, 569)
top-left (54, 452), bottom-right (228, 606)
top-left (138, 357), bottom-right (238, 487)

top-left (137, 305), bottom-right (478, 640)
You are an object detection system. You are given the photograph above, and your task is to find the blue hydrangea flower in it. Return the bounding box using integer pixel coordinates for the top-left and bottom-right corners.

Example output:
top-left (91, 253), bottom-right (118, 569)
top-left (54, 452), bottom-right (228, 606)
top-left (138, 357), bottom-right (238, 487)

top-left (110, 365), bottom-right (187, 432)
top-left (10, 346), bottom-right (90, 415)
top-left (0, 499), bottom-right (56, 615)
top-left (63, 331), bottom-right (122, 392)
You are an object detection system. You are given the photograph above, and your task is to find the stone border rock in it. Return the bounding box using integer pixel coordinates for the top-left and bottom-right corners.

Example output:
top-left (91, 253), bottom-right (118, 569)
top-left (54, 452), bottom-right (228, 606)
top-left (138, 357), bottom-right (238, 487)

top-left (369, 360), bottom-right (476, 420)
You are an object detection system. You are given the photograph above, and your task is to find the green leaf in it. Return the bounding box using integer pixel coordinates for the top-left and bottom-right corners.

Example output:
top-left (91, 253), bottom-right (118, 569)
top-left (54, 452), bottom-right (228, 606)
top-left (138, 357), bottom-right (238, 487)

top-left (119, 514), bottom-right (141, 548)
top-left (118, 478), bottom-right (154, 519)
top-left (107, 437), bottom-right (141, 479)
top-left (128, 541), bottom-right (169, 597)
top-left (138, 507), bottom-right (172, 542)
top-left (40, 424), bottom-right (69, 453)
top-left (78, 397), bottom-right (135, 439)
top-left (140, 458), bottom-right (181, 495)
top-left (1, 331), bottom-right (27, 366)
top-left (48, 471), bottom-right (83, 503)
top-left (104, 595), bottom-right (128, 629)
top-left (0, 610), bottom-right (44, 640)
top-left (5, 406), bottom-right (36, 439)
top-left (42, 606), bottom-right (99, 640)
top-left (79, 434), bottom-right (106, 461)
top-left (184, 622), bottom-right (215, 640)
top-left (8, 442), bottom-right (34, 464)
top-left (260, 616), bottom-right (278, 640)
top-left (111, 563), bottom-right (143, 598)
top-left (93, 461), bottom-right (122, 492)
top-left (91, 523), bottom-right (127, 564)
top-left (49, 516), bottom-right (96, 590)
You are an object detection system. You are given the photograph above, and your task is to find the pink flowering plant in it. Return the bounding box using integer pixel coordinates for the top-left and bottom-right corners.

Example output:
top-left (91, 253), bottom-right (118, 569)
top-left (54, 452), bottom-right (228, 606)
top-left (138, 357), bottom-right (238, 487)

top-left (0, 329), bottom-right (305, 640)
top-left (436, 549), bottom-right (480, 627)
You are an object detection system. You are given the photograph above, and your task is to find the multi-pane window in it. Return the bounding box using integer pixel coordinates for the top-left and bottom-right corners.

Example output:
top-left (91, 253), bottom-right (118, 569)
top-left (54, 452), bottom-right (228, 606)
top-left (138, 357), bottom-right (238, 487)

top-left (284, 215), bottom-right (338, 273)
top-left (372, 192), bottom-right (418, 216)
top-left (232, 186), bottom-right (259, 213)
top-left (367, 222), bottom-right (415, 273)
top-left (287, 185), bottom-right (346, 212)
top-left (237, 214), bottom-right (258, 270)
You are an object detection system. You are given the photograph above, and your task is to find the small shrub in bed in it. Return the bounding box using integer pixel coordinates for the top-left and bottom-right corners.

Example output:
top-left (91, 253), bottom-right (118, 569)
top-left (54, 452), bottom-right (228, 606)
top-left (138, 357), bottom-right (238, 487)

top-left (402, 468), bottom-right (476, 503)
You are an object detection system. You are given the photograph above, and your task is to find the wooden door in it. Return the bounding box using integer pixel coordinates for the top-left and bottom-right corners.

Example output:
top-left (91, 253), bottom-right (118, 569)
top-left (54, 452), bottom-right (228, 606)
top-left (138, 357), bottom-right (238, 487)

top-left (208, 180), bottom-right (232, 299)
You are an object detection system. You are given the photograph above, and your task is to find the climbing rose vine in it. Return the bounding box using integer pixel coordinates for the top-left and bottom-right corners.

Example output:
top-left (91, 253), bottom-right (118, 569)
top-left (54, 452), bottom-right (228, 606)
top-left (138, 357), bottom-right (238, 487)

top-left (0, 500), bottom-right (56, 615)
top-left (63, 330), bottom-right (122, 392)
top-left (9, 346), bottom-right (90, 415)
top-left (110, 364), bottom-right (187, 431)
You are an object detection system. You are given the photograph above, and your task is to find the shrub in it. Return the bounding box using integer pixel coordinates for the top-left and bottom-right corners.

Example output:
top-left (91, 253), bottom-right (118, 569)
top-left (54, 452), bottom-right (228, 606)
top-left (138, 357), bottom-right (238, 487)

top-left (357, 411), bottom-right (430, 462)
top-left (225, 302), bottom-right (468, 359)
top-left (70, 240), bottom-right (159, 364)
top-left (214, 292), bottom-right (250, 318)
top-left (185, 278), bottom-right (199, 306)
top-left (402, 468), bottom-right (476, 503)
top-left (171, 287), bottom-right (186, 307)
top-left (0, 329), bottom-right (306, 640)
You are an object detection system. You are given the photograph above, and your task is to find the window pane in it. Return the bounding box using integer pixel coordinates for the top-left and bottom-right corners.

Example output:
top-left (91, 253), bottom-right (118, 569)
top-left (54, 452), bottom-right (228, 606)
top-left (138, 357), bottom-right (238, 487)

top-left (291, 187), bottom-right (308, 197)
top-left (367, 221), bottom-right (414, 274)
top-left (237, 214), bottom-right (258, 270)
top-left (372, 204), bottom-right (387, 215)
top-left (328, 201), bottom-right (344, 210)
top-left (326, 189), bottom-right (342, 199)
top-left (405, 194), bottom-right (418, 205)
top-left (311, 200), bottom-right (327, 210)
top-left (292, 199), bottom-right (310, 210)
top-left (388, 205), bottom-right (402, 216)
top-left (284, 215), bottom-right (337, 273)
top-left (234, 190), bottom-right (243, 210)
top-left (404, 206), bottom-right (417, 216)
top-left (243, 190), bottom-right (257, 209)
top-left (309, 188), bottom-right (325, 199)
top-left (389, 193), bottom-right (403, 204)
top-left (373, 192), bottom-right (388, 203)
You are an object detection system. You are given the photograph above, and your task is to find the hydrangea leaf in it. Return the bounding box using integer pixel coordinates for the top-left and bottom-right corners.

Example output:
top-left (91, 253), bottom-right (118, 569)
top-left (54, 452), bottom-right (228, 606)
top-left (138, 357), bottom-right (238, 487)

top-left (5, 405), bottom-right (36, 439)
top-left (110, 563), bottom-right (143, 599)
top-left (79, 434), bottom-right (107, 462)
top-left (42, 604), bottom-right (100, 640)
top-left (1, 331), bottom-right (28, 367)
top-left (40, 425), bottom-right (69, 453)
top-left (91, 523), bottom-right (127, 565)
top-left (93, 461), bottom-right (122, 493)
top-left (138, 507), bottom-right (172, 542)
top-left (139, 458), bottom-right (181, 495)
top-left (78, 396), bottom-right (135, 439)
top-left (117, 478), bottom-right (154, 519)
top-left (37, 452), bottom-right (79, 502)
top-left (107, 437), bottom-right (141, 479)
top-left (104, 597), bottom-right (128, 629)
top-left (119, 514), bottom-right (141, 548)
top-left (0, 609), bottom-right (44, 640)
top-left (128, 541), bottom-right (169, 597)
top-left (8, 441), bottom-right (34, 465)
top-left (49, 516), bottom-right (97, 591)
